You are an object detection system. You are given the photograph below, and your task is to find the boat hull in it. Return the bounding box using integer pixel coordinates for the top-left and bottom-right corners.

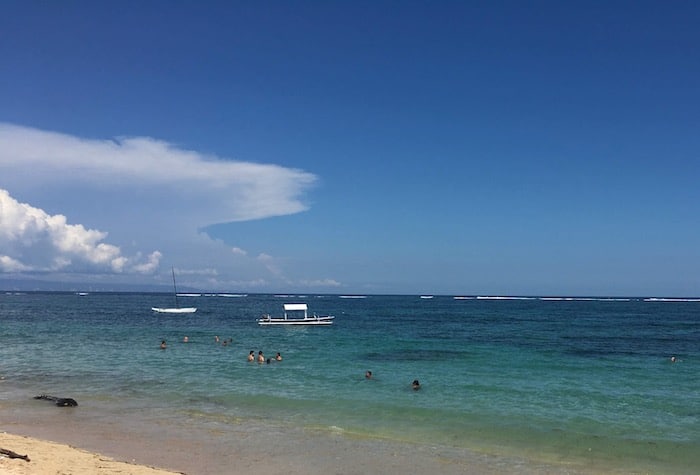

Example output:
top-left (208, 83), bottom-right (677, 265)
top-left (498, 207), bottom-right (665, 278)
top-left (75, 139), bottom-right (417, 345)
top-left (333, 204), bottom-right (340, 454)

top-left (151, 307), bottom-right (197, 314)
top-left (259, 303), bottom-right (334, 325)
top-left (258, 316), bottom-right (334, 326)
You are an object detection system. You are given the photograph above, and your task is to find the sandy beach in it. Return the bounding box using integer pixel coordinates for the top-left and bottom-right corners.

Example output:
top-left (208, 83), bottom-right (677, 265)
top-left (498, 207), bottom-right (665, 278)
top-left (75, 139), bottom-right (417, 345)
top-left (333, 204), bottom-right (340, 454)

top-left (0, 425), bottom-right (608, 475)
top-left (0, 432), bottom-right (180, 475)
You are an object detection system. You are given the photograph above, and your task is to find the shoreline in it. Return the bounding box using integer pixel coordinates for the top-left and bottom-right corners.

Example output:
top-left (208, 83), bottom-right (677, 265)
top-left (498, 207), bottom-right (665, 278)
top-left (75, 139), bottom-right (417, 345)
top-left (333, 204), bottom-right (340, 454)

top-left (0, 393), bottom-right (657, 475)
top-left (0, 421), bottom-right (622, 475)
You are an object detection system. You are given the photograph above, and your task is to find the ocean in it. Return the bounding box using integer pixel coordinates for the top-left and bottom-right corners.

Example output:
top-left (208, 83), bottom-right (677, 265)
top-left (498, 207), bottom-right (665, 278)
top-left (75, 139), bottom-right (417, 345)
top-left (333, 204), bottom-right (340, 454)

top-left (1, 292), bottom-right (698, 474)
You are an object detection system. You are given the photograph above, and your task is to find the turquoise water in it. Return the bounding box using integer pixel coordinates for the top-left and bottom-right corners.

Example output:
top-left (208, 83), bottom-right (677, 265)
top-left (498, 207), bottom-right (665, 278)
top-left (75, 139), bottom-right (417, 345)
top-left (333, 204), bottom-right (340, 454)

top-left (1, 292), bottom-right (698, 473)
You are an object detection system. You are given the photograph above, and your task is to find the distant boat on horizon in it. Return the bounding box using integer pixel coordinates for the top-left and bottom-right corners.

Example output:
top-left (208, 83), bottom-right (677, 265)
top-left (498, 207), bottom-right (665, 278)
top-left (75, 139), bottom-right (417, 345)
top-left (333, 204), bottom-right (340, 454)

top-left (152, 267), bottom-right (197, 314)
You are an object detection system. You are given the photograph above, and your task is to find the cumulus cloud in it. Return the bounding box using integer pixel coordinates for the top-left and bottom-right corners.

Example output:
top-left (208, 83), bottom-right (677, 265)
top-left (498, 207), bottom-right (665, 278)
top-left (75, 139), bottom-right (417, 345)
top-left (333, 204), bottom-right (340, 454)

top-left (0, 188), bottom-right (161, 274)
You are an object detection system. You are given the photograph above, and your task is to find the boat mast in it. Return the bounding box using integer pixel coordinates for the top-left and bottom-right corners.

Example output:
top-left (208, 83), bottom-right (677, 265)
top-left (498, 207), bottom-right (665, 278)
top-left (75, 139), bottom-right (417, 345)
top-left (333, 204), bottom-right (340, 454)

top-left (171, 266), bottom-right (179, 309)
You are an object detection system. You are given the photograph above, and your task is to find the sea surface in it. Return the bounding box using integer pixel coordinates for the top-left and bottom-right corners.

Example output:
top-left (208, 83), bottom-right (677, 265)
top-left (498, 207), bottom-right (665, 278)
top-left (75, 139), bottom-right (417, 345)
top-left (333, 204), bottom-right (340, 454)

top-left (1, 292), bottom-right (698, 474)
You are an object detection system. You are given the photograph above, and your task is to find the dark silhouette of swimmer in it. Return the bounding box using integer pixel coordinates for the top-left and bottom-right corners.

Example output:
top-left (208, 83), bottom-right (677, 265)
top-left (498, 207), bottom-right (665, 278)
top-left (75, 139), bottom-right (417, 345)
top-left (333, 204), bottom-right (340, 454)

top-left (412, 379), bottom-right (421, 390)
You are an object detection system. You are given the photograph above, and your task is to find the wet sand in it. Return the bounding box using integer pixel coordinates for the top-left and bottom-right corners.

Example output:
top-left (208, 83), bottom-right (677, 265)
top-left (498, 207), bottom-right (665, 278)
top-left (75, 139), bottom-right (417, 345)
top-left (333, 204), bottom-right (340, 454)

top-left (1, 418), bottom-right (611, 475)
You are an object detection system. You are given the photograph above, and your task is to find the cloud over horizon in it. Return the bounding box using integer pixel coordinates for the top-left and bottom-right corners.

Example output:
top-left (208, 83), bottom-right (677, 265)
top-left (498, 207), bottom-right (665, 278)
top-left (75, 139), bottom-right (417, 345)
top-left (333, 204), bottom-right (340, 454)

top-left (0, 188), bottom-right (161, 274)
top-left (0, 123), bottom-right (325, 288)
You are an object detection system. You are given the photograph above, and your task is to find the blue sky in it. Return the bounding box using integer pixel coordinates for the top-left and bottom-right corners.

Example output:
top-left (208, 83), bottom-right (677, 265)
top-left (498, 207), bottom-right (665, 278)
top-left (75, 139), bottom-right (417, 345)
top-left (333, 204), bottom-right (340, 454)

top-left (1, 1), bottom-right (698, 296)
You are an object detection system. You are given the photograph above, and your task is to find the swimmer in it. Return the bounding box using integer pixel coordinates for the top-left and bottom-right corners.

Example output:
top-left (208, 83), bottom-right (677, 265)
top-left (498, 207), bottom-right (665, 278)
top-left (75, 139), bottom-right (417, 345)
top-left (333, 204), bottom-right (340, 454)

top-left (365, 370), bottom-right (372, 379)
top-left (247, 350), bottom-right (255, 362)
top-left (671, 356), bottom-right (677, 363)
top-left (160, 340), bottom-right (167, 350)
top-left (411, 379), bottom-right (421, 390)
top-left (275, 352), bottom-right (283, 361)
top-left (257, 350), bottom-right (265, 363)
top-left (183, 336), bottom-right (189, 343)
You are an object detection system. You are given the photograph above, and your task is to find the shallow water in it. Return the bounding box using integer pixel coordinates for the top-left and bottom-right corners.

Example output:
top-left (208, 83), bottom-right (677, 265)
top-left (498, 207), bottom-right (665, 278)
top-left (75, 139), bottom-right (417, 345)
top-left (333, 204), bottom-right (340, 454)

top-left (1, 292), bottom-right (698, 473)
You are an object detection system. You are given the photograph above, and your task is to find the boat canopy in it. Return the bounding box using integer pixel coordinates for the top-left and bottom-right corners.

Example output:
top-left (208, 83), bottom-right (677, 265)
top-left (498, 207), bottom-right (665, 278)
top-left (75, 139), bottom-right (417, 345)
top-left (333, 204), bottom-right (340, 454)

top-left (284, 304), bottom-right (308, 311)
top-left (283, 303), bottom-right (308, 319)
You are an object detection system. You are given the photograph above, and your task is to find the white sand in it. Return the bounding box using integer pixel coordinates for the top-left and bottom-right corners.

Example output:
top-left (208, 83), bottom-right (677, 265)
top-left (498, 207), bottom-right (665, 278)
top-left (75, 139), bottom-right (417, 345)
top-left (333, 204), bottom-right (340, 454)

top-left (0, 432), bottom-right (180, 475)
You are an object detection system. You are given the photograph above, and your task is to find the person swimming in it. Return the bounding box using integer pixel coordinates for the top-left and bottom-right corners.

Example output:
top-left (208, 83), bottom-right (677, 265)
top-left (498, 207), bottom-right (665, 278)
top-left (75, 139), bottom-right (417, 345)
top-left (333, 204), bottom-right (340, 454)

top-left (160, 340), bottom-right (167, 350)
top-left (365, 370), bottom-right (372, 379)
top-left (275, 352), bottom-right (283, 361)
top-left (247, 350), bottom-right (255, 362)
top-left (411, 379), bottom-right (421, 390)
top-left (257, 350), bottom-right (265, 363)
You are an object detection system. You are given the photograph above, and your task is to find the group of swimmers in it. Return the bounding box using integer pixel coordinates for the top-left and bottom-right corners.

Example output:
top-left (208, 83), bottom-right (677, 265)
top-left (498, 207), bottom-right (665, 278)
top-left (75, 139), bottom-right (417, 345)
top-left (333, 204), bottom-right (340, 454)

top-left (159, 335), bottom-right (233, 349)
top-left (159, 341), bottom-right (420, 388)
top-left (248, 350), bottom-right (283, 364)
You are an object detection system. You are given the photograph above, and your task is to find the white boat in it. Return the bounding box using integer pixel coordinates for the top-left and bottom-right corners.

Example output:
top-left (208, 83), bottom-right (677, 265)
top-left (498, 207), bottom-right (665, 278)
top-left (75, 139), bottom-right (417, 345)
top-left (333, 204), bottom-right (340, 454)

top-left (258, 303), bottom-right (334, 326)
top-left (152, 267), bottom-right (197, 314)
top-left (151, 306), bottom-right (197, 314)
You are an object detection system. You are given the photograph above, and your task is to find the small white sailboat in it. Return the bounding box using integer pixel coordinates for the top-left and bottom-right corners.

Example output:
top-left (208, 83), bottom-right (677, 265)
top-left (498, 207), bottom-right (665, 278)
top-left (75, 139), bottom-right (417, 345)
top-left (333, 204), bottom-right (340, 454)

top-left (152, 267), bottom-right (197, 314)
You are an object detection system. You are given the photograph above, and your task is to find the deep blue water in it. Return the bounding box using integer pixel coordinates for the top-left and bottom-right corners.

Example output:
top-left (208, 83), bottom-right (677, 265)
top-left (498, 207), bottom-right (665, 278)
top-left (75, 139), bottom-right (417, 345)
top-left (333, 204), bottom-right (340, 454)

top-left (1, 292), bottom-right (698, 473)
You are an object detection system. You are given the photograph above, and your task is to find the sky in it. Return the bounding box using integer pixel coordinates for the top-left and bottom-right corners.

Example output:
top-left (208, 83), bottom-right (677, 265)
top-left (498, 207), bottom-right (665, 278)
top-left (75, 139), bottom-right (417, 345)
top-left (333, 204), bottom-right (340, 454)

top-left (0, 1), bottom-right (698, 296)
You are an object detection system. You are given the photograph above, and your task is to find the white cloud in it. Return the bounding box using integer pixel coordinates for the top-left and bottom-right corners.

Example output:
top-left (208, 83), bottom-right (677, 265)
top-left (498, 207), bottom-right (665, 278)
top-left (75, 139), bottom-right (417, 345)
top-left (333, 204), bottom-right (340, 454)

top-left (0, 123), bottom-right (332, 290)
top-left (131, 251), bottom-right (162, 274)
top-left (0, 123), bottom-right (317, 223)
top-left (0, 188), bottom-right (161, 273)
top-left (298, 278), bottom-right (342, 288)
top-left (231, 247), bottom-right (247, 256)
top-left (0, 255), bottom-right (31, 272)
top-left (176, 267), bottom-right (219, 276)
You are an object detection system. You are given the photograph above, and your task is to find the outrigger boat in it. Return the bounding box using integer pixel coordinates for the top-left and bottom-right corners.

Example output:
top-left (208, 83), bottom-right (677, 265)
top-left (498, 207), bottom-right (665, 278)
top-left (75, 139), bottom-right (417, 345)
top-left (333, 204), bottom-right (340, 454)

top-left (258, 303), bottom-right (334, 326)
